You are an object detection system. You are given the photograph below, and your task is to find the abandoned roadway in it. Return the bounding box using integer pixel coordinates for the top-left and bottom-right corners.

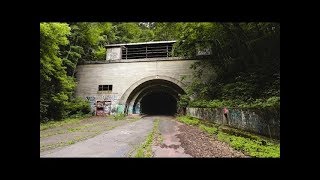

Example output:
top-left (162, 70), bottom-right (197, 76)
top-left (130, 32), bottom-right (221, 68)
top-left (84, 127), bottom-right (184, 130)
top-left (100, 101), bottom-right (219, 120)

top-left (41, 115), bottom-right (192, 157)
top-left (41, 115), bottom-right (245, 158)
top-left (41, 116), bottom-right (154, 157)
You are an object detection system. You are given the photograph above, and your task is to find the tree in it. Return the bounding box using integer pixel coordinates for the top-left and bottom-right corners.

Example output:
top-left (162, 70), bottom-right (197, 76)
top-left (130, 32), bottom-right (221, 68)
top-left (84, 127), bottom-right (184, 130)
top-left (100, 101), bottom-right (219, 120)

top-left (174, 22), bottom-right (280, 101)
top-left (153, 22), bottom-right (183, 41)
top-left (40, 22), bottom-right (75, 121)
top-left (113, 23), bottom-right (143, 43)
top-left (61, 22), bottom-right (114, 64)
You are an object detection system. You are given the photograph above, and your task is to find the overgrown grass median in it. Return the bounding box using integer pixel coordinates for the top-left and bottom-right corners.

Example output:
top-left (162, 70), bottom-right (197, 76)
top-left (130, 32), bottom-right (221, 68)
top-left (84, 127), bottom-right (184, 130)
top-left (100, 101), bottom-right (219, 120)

top-left (177, 115), bottom-right (280, 158)
top-left (40, 114), bottom-right (92, 131)
top-left (135, 119), bottom-right (160, 157)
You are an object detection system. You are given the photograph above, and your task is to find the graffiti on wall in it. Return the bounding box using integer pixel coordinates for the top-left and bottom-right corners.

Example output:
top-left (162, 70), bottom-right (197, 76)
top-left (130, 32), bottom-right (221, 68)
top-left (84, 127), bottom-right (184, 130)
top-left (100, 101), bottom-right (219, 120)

top-left (135, 103), bottom-right (140, 114)
top-left (99, 94), bottom-right (118, 115)
top-left (229, 110), bottom-right (241, 124)
top-left (104, 101), bottom-right (112, 115)
top-left (100, 94), bottom-right (117, 101)
top-left (96, 101), bottom-right (112, 115)
top-left (96, 101), bottom-right (104, 116)
top-left (86, 94), bottom-right (119, 115)
top-left (117, 105), bottom-right (125, 113)
top-left (187, 107), bottom-right (280, 139)
top-left (96, 94), bottom-right (118, 104)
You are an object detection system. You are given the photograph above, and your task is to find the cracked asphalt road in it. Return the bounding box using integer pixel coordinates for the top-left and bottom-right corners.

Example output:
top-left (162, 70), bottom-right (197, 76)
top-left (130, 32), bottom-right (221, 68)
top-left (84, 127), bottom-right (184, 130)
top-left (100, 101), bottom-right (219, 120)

top-left (152, 116), bottom-right (191, 157)
top-left (41, 115), bottom-right (245, 158)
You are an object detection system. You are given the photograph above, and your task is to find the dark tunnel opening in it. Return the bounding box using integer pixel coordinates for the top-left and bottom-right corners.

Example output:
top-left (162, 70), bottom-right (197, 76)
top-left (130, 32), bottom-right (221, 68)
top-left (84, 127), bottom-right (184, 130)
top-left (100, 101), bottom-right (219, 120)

top-left (140, 92), bottom-right (177, 115)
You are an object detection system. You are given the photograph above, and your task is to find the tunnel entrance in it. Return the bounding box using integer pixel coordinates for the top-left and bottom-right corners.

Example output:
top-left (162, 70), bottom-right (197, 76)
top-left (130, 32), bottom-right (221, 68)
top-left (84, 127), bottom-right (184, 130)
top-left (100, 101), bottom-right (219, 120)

top-left (122, 77), bottom-right (186, 115)
top-left (140, 92), bottom-right (177, 115)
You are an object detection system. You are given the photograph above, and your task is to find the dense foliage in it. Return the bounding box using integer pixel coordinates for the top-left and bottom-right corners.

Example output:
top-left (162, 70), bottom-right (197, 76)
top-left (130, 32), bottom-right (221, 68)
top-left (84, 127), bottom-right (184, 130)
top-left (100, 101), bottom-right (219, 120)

top-left (40, 22), bottom-right (279, 121)
top-left (187, 96), bottom-right (280, 109)
top-left (173, 22), bottom-right (280, 108)
top-left (40, 23), bottom-right (76, 121)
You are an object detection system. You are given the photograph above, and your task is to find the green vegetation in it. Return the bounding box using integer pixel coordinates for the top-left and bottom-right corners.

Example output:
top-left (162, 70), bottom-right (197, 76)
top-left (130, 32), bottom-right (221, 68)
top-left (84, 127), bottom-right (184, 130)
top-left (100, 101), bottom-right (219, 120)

top-left (174, 23), bottom-right (280, 109)
top-left (68, 126), bottom-right (83, 132)
top-left (67, 140), bottom-right (76, 145)
top-left (40, 130), bottom-right (65, 138)
top-left (40, 22), bottom-right (93, 122)
top-left (41, 136), bottom-right (92, 151)
top-left (40, 114), bottom-right (91, 131)
top-left (66, 97), bottom-right (91, 116)
top-left (177, 116), bottom-right (200, 126)
top-left (186, 96), bottom-right (280, 109)
top-left (128, 115), bottom-right (141, 120)
top-left (217, 132), bottom-right (280, 158)
top-left (177, 116), bottom-right (280, 158)
top-left (41, 124), bottom-right (118, 152)
top-left (199, 124), bottom-right (218, 135)
top-left (135, 119), bottom-right (160, 157)
top-left (112, 113), bottom-right (126, 121)
top-left (41, 22), bottom-right (279, 122)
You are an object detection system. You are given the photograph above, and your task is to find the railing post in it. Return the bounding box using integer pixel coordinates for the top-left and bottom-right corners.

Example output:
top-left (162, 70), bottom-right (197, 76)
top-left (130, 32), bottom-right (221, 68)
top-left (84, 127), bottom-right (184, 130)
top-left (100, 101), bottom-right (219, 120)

top-left (146, 45), bottom-right (148, 58)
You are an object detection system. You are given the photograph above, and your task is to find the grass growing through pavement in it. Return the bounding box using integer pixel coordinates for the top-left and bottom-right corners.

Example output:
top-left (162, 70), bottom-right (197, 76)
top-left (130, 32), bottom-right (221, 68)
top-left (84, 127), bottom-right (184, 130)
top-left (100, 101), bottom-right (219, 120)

top-left (40, 114), bottom-right (91, 131)
top-left (41, 115), bottom-right (141, 153)
top-left (177, 115), bottom-right (280, 158)
top-left (135, 119), bottom-right (160, 157)
top-left (112, 113), bottom-right (126, 121)
top-left (40, 127), bottom-right (117, 152)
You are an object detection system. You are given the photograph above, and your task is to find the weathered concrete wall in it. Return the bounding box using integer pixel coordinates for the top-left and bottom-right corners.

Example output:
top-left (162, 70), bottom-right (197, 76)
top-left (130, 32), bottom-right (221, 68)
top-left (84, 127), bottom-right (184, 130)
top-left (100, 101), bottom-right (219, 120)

top-left (75, 59), bottom-right (197, 114)
top-left (186, 108), bottom-right (280, 139)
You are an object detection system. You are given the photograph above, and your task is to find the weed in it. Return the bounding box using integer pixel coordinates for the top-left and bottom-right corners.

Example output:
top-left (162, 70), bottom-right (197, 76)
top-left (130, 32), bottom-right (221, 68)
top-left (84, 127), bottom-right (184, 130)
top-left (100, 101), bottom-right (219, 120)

top-left (177, 116), bottom-right (200, 126)
top-left (113, 113), bottom-right (126, 121)
top-left (40, 114), bottom-right (91, 131)
top-left (217, 132), bottom-right (280, 158)
top-left (135, 119), bottom-right (160, 157)
top-left (67, 140), bottom-right (76, 145)
top-left (199, 124), bottom-right (218, 135)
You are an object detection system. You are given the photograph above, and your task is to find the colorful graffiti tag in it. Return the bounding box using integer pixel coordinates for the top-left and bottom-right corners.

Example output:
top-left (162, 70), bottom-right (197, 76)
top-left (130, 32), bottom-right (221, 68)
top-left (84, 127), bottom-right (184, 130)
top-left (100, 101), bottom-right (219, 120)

top-left (104, 101), bottom-right (112, 115)
top-left (86, 94), bottom-right (121, 115)
top-left (135, 103), bottom-right (140, 114)
top-left (117, 104), bottom-right (125, 113)
top-left (95, 101), bottom-right (112, 115)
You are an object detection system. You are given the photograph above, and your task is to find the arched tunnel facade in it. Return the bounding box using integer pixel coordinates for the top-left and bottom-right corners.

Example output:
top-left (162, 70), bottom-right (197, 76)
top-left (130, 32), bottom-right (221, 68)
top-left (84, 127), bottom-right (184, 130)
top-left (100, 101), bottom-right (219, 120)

top-left (122, 78), bottom-right (185, 115)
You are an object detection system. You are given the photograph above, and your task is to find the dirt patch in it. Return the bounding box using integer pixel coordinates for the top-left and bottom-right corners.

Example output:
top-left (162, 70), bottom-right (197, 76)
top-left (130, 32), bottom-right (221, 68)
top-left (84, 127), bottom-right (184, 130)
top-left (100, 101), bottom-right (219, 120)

top-left (177, 124), bottom-right (248, 158)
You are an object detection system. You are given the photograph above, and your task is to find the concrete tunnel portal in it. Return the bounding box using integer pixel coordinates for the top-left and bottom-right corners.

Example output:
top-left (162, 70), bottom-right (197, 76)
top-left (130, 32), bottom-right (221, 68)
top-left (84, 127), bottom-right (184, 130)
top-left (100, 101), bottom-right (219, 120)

top-left (75, 41), bottom-right (197, 116)
top-left (123, 78), bottom-right (186, 115)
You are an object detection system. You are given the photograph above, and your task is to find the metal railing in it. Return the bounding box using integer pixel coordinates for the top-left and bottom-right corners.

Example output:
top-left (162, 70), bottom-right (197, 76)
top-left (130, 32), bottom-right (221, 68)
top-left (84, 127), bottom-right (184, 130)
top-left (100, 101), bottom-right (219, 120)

top-left (121, 44), bottom-right (174, 60)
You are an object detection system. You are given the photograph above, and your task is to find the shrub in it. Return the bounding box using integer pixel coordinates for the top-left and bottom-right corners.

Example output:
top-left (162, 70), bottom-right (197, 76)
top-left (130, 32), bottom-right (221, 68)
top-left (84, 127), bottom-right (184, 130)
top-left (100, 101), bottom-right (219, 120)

top-left (113, 113), bottom-right (126, 121)
top-left (177, 94), bottom-right (190, 108)
top-left (66, 97), bottom-right (91, 116)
